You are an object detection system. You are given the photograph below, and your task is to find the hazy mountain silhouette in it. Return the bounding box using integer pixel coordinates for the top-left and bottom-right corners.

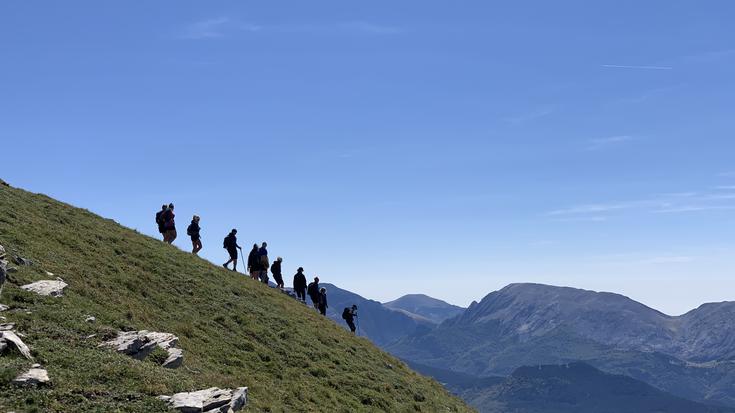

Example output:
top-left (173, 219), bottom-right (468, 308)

top-left (384, 294), bottom-right (465, 324)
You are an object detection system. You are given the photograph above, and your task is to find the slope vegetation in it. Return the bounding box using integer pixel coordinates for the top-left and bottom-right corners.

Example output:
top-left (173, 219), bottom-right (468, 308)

top-left (0, 182), bottom-right (471, 413)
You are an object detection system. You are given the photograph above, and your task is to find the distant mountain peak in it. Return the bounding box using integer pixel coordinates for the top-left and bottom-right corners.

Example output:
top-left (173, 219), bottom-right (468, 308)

top-left (384, 293), bottom-right (465, 324)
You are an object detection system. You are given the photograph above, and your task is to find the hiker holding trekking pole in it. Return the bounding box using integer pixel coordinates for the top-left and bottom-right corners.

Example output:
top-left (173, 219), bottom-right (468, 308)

top-left (222, 229), bottom-right (242, 271)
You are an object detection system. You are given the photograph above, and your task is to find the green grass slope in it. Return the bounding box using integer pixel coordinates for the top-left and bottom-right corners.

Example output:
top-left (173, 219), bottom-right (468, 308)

top-left (0, 183), bottom-right (472, 413)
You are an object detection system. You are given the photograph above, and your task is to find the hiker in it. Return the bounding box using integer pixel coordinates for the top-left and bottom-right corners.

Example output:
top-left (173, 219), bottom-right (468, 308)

top-left (155, 204), bottom-right (167, 239)
top-left (271, 257), bottom-right (284, 289)
top-left (247, 244), bottom-right (260, 280)
top-left (307, 277), bottom-right (320, 309)
top-left (342, 305), bottom-right (358, 334)
top-left (187, 215), bottom-right (202, 255)
top-left (162, 203), bottom-right (176, 244)
top-left (222, 229), bottom-right (242, 271)
top-left (258, 242), bottom-right (270, 284)
top-left (293, 267), bottom-right (307, 302)
top-left (318, 287), bottom-right (328, 315)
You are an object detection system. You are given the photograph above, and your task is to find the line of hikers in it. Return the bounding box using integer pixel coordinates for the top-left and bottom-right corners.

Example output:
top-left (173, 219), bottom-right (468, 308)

top-left (154, 204), bottom-right (359, 333)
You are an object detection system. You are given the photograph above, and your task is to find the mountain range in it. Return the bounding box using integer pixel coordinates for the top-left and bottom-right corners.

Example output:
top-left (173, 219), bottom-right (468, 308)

top-left (328, 282), bottom-right (735, 411)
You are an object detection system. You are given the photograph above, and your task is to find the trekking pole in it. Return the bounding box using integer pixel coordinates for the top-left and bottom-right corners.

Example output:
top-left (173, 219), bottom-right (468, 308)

top-left (238, 248), bottom-right (245, 274)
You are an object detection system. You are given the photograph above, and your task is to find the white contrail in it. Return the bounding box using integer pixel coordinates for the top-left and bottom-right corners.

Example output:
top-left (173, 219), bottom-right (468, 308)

top-left (601, 64), bottom-right (673, 70)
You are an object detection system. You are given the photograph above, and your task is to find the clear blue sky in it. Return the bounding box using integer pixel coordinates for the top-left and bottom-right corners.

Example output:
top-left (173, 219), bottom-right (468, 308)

top-left (2, 1), bottom-right (734, 315)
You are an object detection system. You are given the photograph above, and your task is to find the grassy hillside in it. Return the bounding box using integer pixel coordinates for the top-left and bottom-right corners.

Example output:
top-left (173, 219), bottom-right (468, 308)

top-left (0, 182), bottom-right (472, 413)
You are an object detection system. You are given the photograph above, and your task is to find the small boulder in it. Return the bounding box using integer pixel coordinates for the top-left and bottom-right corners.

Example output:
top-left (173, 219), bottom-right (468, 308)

top-left (0, 331), bottom-right (33, 360)
top-left (13, 367), bottom-right (50, 386)
top-left (102, 330), bottom-right (183, 368)
top-left (85, 315), bottom-right (96, 323)
top-left (0, 259), bottom-right (6, 298)
top-left (164, 387), bottom-right (248, 413)
top-left (20, 278), bottom-right (67, 297)
top-left (0, 304), bottom-right (8, 312)
top-left (162, 347), bottom-right (184, 369)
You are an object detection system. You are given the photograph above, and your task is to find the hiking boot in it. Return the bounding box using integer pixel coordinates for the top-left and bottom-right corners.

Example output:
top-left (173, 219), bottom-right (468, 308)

top-left (222, 264), bottom-right (228, 269)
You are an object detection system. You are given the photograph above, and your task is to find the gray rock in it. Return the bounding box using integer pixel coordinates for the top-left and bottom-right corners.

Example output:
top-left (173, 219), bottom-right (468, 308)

top-left (0, 304), bottom-right (8, 312)
top-left (102, 330), bottom-right (183, 368)
top-left (85, 315), bottom-right (96, 323)
top-left (162, 347), bottom-right (184, 369)
top-left (0, 323), bottom-right (15, 331)
top-left (13, 367), bottom-right (50, 386)
top-left (0, 331), bottom-right (33, 360)
top-left (0, 244), bottom-right (5, 259)
top-left (0, 259), bottom-right (6, 298)
top-left (164, 387), bottom-right (248, 413)
top-left (20, 278), bottom-right (67, 297)
top-left (0, 339), bottom-right (7, 353)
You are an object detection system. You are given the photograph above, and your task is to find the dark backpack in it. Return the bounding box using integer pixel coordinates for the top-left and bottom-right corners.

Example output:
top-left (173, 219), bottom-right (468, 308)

top-left (342, 308), bottom-right (351, 320)
top-left (187, 223), bottom-right (196, 237)
top-left (223, 236), bottom-right (230, 249)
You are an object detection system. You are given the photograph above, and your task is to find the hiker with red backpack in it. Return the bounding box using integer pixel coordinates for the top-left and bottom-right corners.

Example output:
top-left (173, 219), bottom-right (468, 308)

top-left (162, 203), bottom-right (176, 244)
top-left (222, 229), bottom-right (242, 271)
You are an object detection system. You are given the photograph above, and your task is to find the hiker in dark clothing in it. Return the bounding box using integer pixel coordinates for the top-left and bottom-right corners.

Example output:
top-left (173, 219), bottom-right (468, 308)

top-left (155, 204), bottom-right (167, 239)
top-left (187, 215), bottom-right (202, 255)
top-left (271, 257), bottom-right (284, 289)
top-left (318, 287), bottom-right (328, 315)
top-left (222, 229), bottom-right (241, 271)
top-left (162, 203), bottom-right (176, 244)
top-left (293, 267), bottom-right (307, 302)
top-left (342, 305), bottom-right (358, 334)
top-left (307, 277), bottom-right (320, 309)
top-left (257, 242), bottom-right (269, 283)
top-left (247, 244), bottom-right (260, 280)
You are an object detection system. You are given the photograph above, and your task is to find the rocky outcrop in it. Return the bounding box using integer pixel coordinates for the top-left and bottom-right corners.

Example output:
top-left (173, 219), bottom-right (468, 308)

top-left (160, 387), bottom-right (248, 413)
top-left (0, 330), bottom-right (33, 360)
top-left (13, 364), bottom-right (50, 386)
top-left (102, 330), bottom-right (183, 369)
top-left (20, 278), bottom-right (68, 297)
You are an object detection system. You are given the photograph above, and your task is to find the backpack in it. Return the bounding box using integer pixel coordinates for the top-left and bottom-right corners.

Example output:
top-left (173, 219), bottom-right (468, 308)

top-left (223, 236), bottom-right (230, 249)
top-left (342, 308), bottom-right (351, 320)
top-left (187, 223), bottom-right (196, 237)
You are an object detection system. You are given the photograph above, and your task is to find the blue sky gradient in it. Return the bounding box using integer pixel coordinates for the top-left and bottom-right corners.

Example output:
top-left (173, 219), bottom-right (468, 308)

top-left (2, 1), bottom-right (734, 314)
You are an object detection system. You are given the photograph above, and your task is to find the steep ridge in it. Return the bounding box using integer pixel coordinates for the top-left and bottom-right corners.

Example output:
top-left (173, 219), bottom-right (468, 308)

top-left (384, 294), bottom-right (465, 324)
top-left (387, 283), bottom-right (735, 407)
top-left (0, 183), bottom-right (471, 412)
